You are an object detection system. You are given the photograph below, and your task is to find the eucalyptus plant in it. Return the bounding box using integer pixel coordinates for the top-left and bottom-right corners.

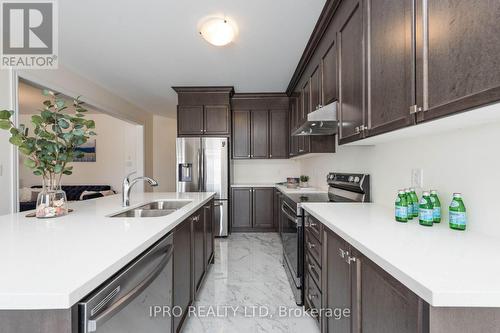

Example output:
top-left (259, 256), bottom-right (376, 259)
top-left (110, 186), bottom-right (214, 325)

top-left (0, 90), bottom-right (96, 188)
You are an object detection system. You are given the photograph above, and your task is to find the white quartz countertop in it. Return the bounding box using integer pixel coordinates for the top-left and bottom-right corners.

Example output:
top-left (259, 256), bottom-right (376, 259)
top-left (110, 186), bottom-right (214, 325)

top-left (231, 183), bottom-right (327, 195)
top-left (0, 192), bottom-right (215, 310)
top-left (301, 202), bottom-right (500, 307)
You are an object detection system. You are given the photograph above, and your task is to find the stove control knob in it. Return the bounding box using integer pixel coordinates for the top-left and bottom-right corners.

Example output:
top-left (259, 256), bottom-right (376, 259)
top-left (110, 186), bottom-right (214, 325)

top-left (354, 176), bottom-right (360, 183)
top-left (349, 176), bottom-right (354, 182)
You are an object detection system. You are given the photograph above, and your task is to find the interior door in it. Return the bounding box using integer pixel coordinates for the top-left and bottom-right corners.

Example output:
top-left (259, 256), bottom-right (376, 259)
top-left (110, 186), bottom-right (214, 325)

top-left (202, 137), bottom-right (228, 199)
top-left (176, 138), bottom-right (201, 193)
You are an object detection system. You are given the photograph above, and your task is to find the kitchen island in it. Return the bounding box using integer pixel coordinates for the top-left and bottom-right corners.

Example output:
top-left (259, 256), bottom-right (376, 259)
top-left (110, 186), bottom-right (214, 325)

top-left (302, 202), bottom-right (500, 332)
top-left (0, 192), bottom-right (215, 333)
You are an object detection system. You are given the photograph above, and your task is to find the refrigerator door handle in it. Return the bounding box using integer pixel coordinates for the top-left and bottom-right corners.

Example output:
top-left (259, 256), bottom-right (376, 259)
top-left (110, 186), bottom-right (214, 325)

top-left (198, 148), bottom-right (202, 192)
top-left (201, 147), bottom-right (205, 192)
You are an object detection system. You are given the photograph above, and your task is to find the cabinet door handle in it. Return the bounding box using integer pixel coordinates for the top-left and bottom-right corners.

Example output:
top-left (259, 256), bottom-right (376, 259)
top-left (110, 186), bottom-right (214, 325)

top-left (338, 248), bottom-right (346, 259)
top-left (307, 242), bottom-right (315, 249)
top-left (308, 263), bottom-right (315, 271)
top-left (308, 293), bottom-right (318, 301)
top-left (247, 154), bottom-right (250, 158)
top-left (409, 105), bottom-right (423, 115)
top-left (309, 222), bottom-right (317, 228)
top-left (354, 126), bottom-right (360, 134)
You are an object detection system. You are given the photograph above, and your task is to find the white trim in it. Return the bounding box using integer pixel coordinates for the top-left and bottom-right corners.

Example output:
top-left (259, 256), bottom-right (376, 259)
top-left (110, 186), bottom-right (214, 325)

top-left (9, 69), bottom-right (19, 213)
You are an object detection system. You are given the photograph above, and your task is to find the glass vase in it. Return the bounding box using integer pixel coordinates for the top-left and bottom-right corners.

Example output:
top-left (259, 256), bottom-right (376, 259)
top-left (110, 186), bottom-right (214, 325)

top-left (35, 178), bottom-right (69, 218)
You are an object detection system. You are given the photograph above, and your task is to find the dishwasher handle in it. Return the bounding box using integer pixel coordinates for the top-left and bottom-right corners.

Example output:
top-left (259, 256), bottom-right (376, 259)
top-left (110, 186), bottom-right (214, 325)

top-left (87, 250), bottom-right (172, 332)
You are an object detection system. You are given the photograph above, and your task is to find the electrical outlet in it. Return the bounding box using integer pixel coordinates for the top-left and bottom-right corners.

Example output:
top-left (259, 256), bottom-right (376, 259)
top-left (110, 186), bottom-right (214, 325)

top-left (411, 168), bottom-right (423, 188)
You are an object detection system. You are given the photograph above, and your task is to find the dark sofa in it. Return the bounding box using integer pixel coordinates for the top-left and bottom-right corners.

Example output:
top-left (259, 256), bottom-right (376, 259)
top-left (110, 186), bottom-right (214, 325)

top-left (20, 185), bottom-right (114, 212)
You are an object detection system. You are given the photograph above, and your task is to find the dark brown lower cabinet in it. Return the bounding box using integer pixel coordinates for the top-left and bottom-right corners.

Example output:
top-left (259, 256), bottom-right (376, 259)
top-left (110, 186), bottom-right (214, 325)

top-left (192, 211), bottom-right (205, 293)
top-left (231, 187), bottom-right (253, 230)
top-left (173, 200), bottom-right (214, 333)
top-left (231, 187), bottom-right (275, 232)
top-left (356, 248), bottom-right (425, 333)
top-left (253, 188), bottom-right (274, 229)
top-left (303, 214), bottom-right (428, 333)
top-left (173, 215), bottom-right (192, 333)
top-left (204, 203), bottom-right (214, 266)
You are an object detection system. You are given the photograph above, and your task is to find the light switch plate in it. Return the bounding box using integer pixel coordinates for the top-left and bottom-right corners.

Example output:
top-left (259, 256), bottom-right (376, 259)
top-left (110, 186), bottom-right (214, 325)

top-left (411, 168), bottom-right (423, 188)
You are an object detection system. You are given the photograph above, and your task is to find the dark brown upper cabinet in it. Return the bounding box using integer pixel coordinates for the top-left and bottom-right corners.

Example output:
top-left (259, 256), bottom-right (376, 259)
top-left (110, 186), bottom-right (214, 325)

top-left (204, 105), bottom-right (230, 135)
top-left (322, 40), bottom-right (338, 105)
top-left (302, 80), bottom-right (311, 117)
top-left (231, 93), bottom-right (290, 160)
top-left (269, 109), bottom-right (288, 159)
top-left (173, 86), bottom-right (234, 137)
top-left (416, 0), bottom-right (500, 123)
top-left (337, 0), bottom-right (365, 145)
top-left (177, 106), bottom-right (204, 135)
top-left (310, 66), bottom-right (322, 111)
top-left (232, 110), bottom-right (251, 159)
top-left (288, 97), bottom-right (299, 157)
top-left (250, 110), bottom-right (269, 159)
top-left (365, 0), bottom-right (416, 137)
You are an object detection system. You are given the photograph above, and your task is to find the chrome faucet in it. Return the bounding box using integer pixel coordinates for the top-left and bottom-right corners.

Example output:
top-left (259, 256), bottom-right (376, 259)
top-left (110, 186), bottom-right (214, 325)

top-left (122, 172), bottom-right (159, 207)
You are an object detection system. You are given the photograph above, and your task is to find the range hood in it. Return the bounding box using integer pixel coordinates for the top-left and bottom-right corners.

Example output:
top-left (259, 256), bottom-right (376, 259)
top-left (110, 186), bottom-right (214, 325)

top-left (292, 101), bottom-right (338, 136)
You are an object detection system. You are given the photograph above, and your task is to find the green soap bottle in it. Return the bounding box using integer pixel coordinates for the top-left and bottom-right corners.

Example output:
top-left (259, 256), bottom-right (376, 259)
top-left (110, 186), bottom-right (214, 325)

top-left (449, 193), bottom-right (467, 231)
top-left (395, 190), bottom-right (408, 223)
top-left (419, 191), bottom-right (434, 226)
top-left (430, 190), bottom-right (441, 223)
top-left (409, 188), bottom-right (419, 218)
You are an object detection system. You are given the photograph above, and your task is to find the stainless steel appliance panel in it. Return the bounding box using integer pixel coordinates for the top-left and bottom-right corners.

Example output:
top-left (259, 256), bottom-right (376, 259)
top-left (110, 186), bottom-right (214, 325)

top-left (79, 235), bottom-right (173, 333)
top-left (176, 138), bottom-right (202, 193)
top-left (214, 199), bottom-right (228, 237)
top-left (202, 137), bottom-right (229, 199)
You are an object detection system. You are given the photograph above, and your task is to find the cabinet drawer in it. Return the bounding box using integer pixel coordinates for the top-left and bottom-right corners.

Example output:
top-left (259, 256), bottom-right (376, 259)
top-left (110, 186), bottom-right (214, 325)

top-left (305, 229), bottom-right (322, 267)
top-left (306, 215), bottom-right (322, 242)
top-left (306, 250), bottom-right (322, 290)
top-left (305, 272), bottom-right (321, 320)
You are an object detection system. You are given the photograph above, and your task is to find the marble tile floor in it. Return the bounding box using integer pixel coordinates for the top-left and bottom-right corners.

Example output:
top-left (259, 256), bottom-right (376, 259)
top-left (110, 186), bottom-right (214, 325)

top-left (183, 233), bottom-right (319, 333)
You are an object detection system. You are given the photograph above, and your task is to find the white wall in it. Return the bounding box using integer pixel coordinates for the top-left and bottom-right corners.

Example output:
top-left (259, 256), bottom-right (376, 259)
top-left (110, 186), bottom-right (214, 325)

top-left (19, 113), bottom-right (138, 193)
top-left (0, 70), bottom-right (14, 215)
top-left (18, 66), bottom-right (155, 181)
top-left (233, 159), bottom-right (301, 184)
top-left (299, 108), bottom-right (500, 236)
top-left (152, 115), bottom-right (177, 192)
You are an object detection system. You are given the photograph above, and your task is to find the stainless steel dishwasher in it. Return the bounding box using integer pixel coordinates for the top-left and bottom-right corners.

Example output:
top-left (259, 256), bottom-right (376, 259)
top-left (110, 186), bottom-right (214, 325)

top-left (79, 234), bottom-right (173, 333)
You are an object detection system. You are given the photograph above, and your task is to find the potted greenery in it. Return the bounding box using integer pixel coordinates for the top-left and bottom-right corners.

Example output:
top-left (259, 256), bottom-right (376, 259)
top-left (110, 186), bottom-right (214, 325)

top-left (0, 90), bottom-right (96, 218)
top-left (300, 175), bottom-right (310, 188)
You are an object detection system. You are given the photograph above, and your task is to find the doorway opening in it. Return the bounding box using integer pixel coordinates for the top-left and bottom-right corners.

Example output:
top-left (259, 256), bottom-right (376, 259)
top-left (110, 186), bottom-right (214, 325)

top-left (13, 77), bottom-right (145, 212)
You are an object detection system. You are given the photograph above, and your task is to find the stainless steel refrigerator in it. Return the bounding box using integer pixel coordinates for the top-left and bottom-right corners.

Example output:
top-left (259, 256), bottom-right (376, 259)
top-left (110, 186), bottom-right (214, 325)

top-left (176, 137), bottom-right (229, 237)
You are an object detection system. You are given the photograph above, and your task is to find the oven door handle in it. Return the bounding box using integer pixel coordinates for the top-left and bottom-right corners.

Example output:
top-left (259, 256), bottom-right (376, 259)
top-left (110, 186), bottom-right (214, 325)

top-left (86, 251), bottom-right (172, 332)
top-left (281, 202), bottom-right (300, 225)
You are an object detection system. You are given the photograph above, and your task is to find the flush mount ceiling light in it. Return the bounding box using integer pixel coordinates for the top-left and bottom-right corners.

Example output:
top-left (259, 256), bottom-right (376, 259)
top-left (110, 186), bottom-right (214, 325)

top-left (199, 17), bottom-right (237, 46)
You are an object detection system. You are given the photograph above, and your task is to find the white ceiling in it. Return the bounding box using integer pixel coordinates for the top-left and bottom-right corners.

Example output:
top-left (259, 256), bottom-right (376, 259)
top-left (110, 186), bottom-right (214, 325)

top-left (59, 0), bottom-right (326, 116)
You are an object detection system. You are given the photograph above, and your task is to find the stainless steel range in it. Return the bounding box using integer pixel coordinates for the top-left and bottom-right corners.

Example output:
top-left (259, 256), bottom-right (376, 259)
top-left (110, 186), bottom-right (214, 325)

top-left (280, 172), bottom-right (370, 305)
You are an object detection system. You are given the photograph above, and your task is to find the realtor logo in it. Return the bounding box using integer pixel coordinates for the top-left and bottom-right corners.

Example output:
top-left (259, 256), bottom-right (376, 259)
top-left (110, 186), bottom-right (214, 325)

top-left (1, 0), bottom-right (58, 69)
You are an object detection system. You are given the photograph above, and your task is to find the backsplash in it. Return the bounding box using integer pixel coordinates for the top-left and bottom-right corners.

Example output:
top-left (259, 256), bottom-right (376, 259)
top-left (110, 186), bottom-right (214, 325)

top-left (232, 159), bottom-right (300, 184)
top-left (300, 108), bottom-right (500, 236)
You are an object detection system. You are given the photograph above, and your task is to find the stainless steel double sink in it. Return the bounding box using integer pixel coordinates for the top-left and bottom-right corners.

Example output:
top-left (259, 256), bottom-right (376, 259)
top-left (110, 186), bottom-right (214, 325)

top-left (110, 200), bottom-right (191, 218)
